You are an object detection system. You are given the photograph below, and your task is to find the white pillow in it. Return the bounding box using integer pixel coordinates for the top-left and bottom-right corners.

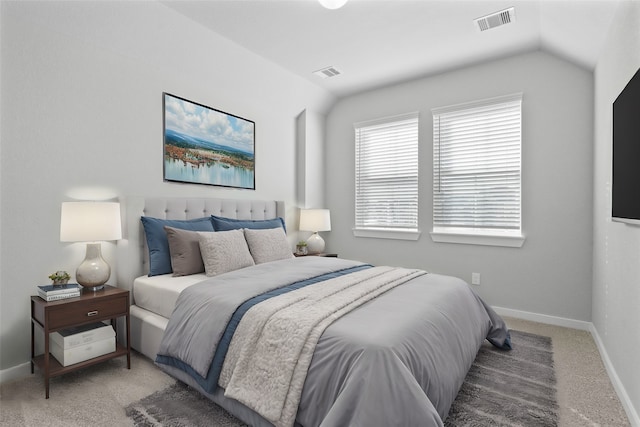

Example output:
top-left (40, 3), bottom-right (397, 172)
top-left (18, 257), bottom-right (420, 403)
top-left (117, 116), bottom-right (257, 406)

top-left (198, 230), bottom-right (255, 277)
top-left (244, 227), bottom-right (294, 264)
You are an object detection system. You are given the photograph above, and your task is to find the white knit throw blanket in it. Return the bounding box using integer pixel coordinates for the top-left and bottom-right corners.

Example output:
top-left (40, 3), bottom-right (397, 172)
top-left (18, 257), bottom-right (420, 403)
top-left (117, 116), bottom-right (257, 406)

top-left (219, 266), bottom-right (426, 427)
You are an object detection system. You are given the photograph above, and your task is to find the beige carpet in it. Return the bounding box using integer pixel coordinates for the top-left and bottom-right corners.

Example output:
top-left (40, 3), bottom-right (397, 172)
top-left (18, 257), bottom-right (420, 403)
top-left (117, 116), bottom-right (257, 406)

top-left (0, 318), bottom-right (631, 426)
top-left (503, 317), bottom-right (630, 427)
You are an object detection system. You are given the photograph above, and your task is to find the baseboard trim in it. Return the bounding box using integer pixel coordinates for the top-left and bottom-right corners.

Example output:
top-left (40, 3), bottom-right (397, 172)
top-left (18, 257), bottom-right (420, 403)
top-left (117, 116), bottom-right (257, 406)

top-left (492, 306), bottom-right (592, 330)
top-left (0, 362), bottom-right (31, 384)
top-left (589, 324), bottom-right (640, 427)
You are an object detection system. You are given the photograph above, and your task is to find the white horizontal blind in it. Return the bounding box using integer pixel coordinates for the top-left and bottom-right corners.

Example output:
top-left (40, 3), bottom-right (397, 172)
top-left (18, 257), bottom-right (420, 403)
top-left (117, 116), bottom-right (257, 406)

top-left (355, 112), bottom-right (419, 231)
top-left (433, 94), bottom-right (522, 232)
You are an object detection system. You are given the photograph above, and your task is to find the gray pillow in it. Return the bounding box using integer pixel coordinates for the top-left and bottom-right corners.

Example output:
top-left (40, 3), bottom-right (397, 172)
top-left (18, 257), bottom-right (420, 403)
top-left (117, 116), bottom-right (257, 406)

top-left (164, 226), bottom-right (205, 276)
top-left (244, 227), bottom-right (294, 264)
top-left (198, 229), bottom-right (255, 277)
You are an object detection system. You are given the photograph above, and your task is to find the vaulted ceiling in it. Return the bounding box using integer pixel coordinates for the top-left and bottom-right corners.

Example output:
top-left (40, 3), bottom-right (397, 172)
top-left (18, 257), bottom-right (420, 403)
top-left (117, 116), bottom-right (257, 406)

top-left (163, 0), bottom-right (620, 97)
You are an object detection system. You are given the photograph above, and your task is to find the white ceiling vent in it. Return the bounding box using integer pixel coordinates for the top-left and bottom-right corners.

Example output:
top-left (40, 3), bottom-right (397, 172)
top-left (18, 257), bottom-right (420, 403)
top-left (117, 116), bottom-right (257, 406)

top-left (475, 7), bottom-right (515, 32)
top-left (313, 66), bottom-right (342, 79)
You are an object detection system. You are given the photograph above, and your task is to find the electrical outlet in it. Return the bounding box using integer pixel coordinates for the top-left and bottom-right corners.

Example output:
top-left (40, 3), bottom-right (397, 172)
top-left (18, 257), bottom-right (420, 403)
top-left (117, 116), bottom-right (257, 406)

top-left (471, 272), bottom-right (481, 285)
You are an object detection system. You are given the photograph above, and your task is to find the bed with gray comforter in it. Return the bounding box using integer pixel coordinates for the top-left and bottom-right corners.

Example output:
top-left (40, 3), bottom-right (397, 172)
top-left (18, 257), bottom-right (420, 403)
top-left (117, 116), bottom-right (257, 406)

top-left (155, 256), bottom-right (511, 427)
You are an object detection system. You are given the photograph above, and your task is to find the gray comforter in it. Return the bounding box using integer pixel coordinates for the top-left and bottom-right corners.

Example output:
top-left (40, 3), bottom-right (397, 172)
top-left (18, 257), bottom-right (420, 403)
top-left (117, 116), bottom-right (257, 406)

top-left (156, 256), bottom-right (511, 427)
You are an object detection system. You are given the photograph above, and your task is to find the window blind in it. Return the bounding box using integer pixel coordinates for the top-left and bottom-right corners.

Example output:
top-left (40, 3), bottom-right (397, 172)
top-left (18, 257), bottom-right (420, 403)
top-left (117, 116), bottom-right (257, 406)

top-left (355, 112), bottom-right (419, 231)
top-left (432, 94), bottom-right (522, 233)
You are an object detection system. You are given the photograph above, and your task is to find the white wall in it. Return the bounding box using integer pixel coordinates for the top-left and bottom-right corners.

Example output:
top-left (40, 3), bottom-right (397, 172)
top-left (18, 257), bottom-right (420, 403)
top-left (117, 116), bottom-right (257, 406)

top-left (0, 1), bottom-right (334, 373)
top-left (593, 1), bottom-right (640, 423)
top-left (325, 51), bottom-right (594, 322)
top-left (296, 109), bottom-right (326, 209)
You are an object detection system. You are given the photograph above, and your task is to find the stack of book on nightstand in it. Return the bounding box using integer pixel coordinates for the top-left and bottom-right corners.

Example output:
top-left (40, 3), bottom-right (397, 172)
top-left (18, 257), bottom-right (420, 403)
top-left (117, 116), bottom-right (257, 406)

top-left (50, 322), bottom-right (116, 366)
top-left (37, 283), bottom-right (81, 301)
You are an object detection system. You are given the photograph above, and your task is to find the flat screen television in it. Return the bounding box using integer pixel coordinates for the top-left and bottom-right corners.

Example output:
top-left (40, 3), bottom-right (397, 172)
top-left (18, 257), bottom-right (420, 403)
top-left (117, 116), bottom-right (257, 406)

top-left (612, 67), bottom-right (640, 225)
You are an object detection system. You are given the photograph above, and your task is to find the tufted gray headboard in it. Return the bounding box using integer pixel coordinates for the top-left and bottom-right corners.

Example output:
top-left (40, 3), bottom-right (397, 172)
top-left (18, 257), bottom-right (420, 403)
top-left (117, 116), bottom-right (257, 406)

top-left (115, 196), bottom-right (285, 298)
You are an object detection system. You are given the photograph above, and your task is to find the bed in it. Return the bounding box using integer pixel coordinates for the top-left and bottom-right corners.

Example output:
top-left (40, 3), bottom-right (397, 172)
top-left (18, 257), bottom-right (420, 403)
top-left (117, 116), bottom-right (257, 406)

top-left (116, 196), bottom-right (511, 427)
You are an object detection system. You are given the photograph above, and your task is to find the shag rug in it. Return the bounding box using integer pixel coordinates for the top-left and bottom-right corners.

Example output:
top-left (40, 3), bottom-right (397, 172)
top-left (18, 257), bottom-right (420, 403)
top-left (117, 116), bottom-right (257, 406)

top-left (444, 330), bottom-right (558, 426)
top-left (126, 330), bottom-right (557, 426)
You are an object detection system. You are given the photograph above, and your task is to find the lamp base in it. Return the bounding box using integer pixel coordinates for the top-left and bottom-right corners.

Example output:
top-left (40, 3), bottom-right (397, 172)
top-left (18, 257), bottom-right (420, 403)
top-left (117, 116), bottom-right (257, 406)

top-left (76, 243), bottom-right (110, 291)
top-left (306, 232), bottom-right (325, 254)
top-left (82, 285), bottom-right (105, 292)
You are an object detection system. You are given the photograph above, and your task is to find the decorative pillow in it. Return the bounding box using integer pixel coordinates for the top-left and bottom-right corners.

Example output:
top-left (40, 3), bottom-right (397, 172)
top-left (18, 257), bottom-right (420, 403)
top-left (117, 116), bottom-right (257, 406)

top-left (211, 215), bottom-right (286, 232)
top-left (164, 226), bottom-right (205, 276)
top-left (244, 227), bottom-right (294, 265)
top-left (141, 216), bottom-right (214, 276)
top-left (198, 229), bottom-right (255, 277)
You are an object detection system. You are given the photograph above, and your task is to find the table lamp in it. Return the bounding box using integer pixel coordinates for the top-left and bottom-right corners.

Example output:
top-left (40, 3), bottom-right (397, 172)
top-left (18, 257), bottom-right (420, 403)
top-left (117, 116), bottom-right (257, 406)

top-left (299, 209), bottom-right (331, 254)
top-left (60, 201), bottom-right (122, 291)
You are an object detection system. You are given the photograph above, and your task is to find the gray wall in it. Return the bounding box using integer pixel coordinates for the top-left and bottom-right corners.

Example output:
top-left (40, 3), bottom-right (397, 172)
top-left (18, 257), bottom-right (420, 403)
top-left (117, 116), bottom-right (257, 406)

top-left (593, 1), bottom-right (640, 422)
top-left (325, 51), bottom-right (594, 322)
top-left (0, 1), bottom-right (333, 372)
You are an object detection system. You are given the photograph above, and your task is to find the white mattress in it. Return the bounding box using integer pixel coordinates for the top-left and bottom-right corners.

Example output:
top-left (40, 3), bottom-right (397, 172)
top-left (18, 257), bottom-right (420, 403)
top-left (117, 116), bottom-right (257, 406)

top-left (133, 273), bottom-right (206, 319)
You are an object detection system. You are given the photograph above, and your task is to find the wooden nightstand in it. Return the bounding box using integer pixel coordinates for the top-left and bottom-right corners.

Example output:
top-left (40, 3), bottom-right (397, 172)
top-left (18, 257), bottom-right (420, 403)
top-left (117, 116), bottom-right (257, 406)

top-left (30, 285), bottom-right (130, 398)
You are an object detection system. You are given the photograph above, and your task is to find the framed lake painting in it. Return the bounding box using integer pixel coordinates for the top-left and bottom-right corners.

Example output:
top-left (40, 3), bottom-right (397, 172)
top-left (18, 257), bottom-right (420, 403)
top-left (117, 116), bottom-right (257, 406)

top-left (163, 93), bottom-right (255, 190)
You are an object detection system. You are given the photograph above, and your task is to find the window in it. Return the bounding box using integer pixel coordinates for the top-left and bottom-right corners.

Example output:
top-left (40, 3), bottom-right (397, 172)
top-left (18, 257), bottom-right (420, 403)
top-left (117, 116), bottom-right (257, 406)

top-left (354, 112), bottom-right (420, 240)
top-left (431, 93), bottom-right (524, 247)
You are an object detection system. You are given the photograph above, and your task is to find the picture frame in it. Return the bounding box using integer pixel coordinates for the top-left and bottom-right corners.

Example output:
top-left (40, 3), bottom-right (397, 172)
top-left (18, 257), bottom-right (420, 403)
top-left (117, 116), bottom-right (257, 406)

top-left (163, 93), bottom-right (255, 190)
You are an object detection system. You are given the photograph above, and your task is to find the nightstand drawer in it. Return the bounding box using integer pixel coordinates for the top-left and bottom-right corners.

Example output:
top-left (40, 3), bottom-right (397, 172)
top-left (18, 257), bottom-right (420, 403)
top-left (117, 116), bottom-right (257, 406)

top-left (47, 295), bottom-right (127, 330)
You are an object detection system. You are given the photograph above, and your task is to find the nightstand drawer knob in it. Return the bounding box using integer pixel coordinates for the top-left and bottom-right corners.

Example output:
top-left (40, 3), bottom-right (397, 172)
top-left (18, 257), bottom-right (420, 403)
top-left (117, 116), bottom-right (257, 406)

top-left (87, 310), bottom-right (98, 317)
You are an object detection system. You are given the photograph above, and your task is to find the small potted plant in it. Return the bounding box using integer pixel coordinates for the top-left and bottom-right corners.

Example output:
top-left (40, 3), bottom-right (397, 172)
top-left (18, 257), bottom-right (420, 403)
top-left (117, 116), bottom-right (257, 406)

top-left (295, 241), bottom-right (308, 256)
top-left (48, 270), bottom-right (71, 286)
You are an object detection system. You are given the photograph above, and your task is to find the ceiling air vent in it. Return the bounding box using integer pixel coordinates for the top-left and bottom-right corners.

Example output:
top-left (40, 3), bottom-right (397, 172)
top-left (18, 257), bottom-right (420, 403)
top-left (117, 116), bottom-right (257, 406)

top-left (475, 7), bottom-right (515, 32)
top-left (313, 66), bottom-right (342, 79)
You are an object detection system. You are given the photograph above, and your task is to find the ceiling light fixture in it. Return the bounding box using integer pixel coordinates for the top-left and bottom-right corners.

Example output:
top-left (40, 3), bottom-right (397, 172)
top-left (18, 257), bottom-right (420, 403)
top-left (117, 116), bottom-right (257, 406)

top-left (318, 0), bottom-right (348, 10)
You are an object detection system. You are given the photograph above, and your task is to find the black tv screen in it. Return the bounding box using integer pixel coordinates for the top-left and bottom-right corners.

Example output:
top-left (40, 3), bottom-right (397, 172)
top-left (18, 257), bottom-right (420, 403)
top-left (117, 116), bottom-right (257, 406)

top-left (612, 67), bottom-right (640, 225)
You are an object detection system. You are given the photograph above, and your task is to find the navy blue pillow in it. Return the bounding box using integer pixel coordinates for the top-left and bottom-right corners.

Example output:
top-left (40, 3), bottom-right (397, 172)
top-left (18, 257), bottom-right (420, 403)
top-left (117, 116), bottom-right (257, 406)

top-left (141, 216), bottom-right (214, 276)
top-left (211, 215), bottom-right (286, 233)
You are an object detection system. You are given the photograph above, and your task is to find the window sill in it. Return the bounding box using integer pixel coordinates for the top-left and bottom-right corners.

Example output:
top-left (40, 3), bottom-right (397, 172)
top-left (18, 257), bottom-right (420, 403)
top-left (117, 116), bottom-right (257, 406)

top-left (353, 228), bottom-right (421, 241)
top-left (430, 230), bottom-right (525, 247)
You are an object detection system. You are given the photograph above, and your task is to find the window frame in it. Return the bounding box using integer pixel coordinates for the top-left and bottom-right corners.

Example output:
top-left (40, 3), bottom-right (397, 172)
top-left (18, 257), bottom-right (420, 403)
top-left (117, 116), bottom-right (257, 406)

top-left (353, 112), bottom-right (421, 241)
top-left (430, 93), bottom-right (525, 248)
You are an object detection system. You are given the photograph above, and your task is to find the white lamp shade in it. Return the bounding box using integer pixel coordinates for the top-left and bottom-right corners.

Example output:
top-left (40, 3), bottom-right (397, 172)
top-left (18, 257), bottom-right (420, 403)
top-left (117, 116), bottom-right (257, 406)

top-left (299, 209), bottom-right (331, 232)
top-left (60, 202), bottom-right (122, 242)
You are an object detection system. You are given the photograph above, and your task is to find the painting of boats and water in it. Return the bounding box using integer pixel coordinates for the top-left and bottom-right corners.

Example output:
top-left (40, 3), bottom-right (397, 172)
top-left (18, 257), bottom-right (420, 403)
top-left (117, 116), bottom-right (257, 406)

top-left (163, 93), bottom-right (255, 189)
